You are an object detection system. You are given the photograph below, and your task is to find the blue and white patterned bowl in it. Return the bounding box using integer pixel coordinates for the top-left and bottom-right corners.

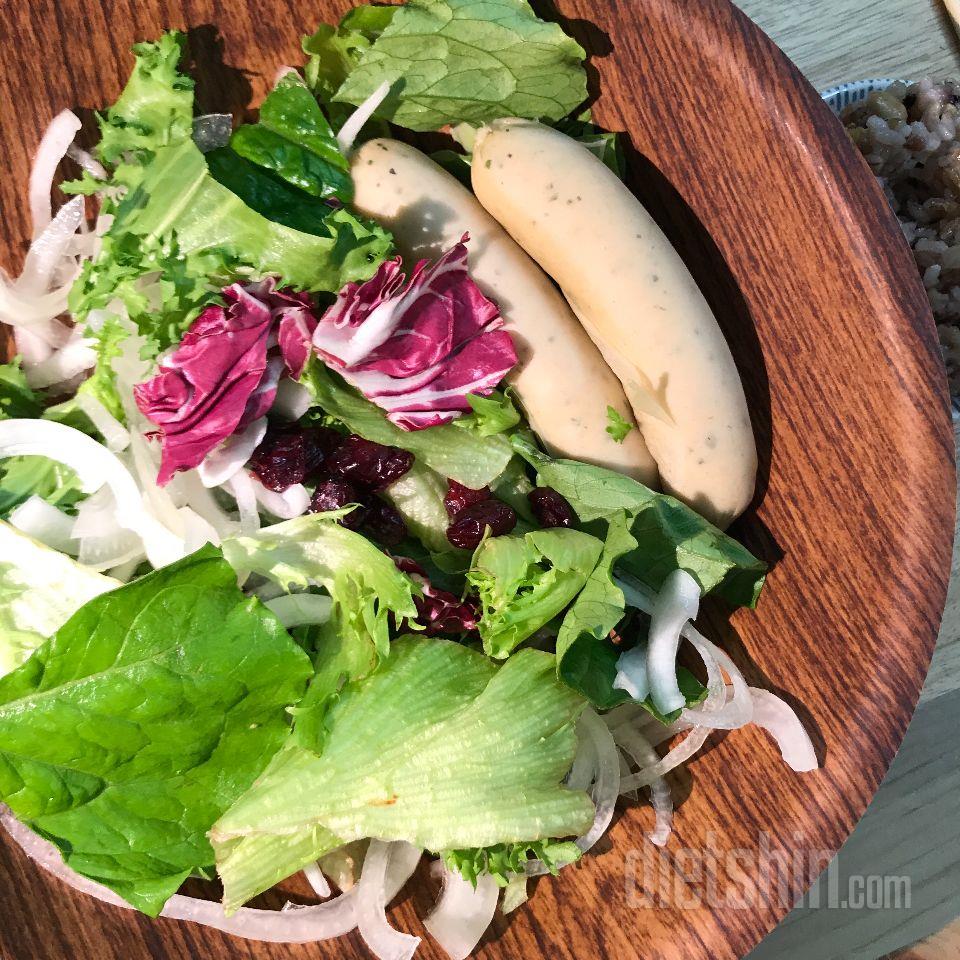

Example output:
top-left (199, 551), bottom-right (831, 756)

top-left (821, 78), bottom-right (908, 115)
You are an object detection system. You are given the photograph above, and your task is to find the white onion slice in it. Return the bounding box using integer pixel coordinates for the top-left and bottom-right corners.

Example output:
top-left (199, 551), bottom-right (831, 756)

top-left (227, 472), bottom-right (261, 535)
top-left (252, 478), bottom-right (310, 519)
top-left (681, 626), bottom-right (754, 730)
top-left (646, 570), bottom-right (701, 715)
top-left (73, 392), bottom-right (130, 452)
top-left (337, 80), bottom-right (393, 154)
top-left (356, 840), bottom-right (421, 960)
top-left (29, 109), bottom-right (82, 238)
top-left (573, 707), bottom-right (620, 854)
top-left (613, 640), bottom-right (649, 702)
top-left (1, 808), bottom-right (416, 944)
top-left (265, 593), bottom-right (333, 629)
top-left (303, 862), bottom-right (332, 899)
top-left (66, 142), bottom-right (107, 180)
top-left (22, 330), bottom-right (96, 389)
top-left (173, 472), bottom-right (239, 539)
top-left (424, 866), bottom-right (498, 960)
top-left (18, 196), bottom-right (84, 296)
top-left (612, 724), bottom-right (673, 846)
top-left (749, 688), bottom-right (818, 772)
top-left (0, 420), bottom-right (184, 568)
top-left (198, 418), bottom-right (267, 488)
top-left (9, 496), bottom-right (77, 554)
top-left (273, 377), bottom-right (313, 421)
top-left (564, 725), bottom-right (596, 792)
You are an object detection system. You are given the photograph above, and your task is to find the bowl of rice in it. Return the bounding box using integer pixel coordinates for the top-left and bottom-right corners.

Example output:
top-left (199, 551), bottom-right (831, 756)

top-left (827, 78), bottom-right (960, 411)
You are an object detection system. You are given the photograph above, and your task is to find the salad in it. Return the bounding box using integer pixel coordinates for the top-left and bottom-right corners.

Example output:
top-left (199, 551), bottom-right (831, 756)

top-left (0, 3), bottom-right (816, 958)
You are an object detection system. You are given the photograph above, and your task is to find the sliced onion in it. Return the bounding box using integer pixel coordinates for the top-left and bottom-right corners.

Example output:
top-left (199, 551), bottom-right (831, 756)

top-left (273, 377), bottom-right (313, 421)
top-left (252, 478), bottom-right (311, 519)
top-left (265, 593), bottom-right (333, 628)
top-left (0, 420), bottom-right (184, 568)
top-left (646, 570), bottom-right (701, 715)
top-left (73, 392), bottom-right (130, 452)
top-left (500, 874), bottom-right (529, 915)
top-left (18, 196), bottom-right (85, 296)
top-left (303, 862), bottom-right (332, 899)
top-left (338, 80), bottom-right (393, 154)
top-left (613, 641), bottom-right (649, 702)
top-left (227, 472), bottom-right (261, 535)
top-left (29, 109), bottom-right (82, 237)
top-left (424, 865), bottom-right (498, 960)
top-left (0, 273), bottom-right (74, 331)
top-left (198, 418), bottom-right (267, 488)
top-left (178, 506), bottom-right (221, 551)
top-left (749, 688), bottom-right (818, 771)
top-left (22, 330), bottom-right (96, 389)
top-left (9, 496), bottom-right (77, 554)
top-left (66, 143), bottom-right (107, 180)
top-left (612, 724), bottom-right (673, 847)
top-left (356, 840), bottom-right (421, 960)
top-left (564, 724), bottom-right (596, 792)
top-left (574, 708), bottom-right (620, 854)
top-left (681, 625), bottom-right (754, 730)
top-left (169, 472), bottom-right (238, 540)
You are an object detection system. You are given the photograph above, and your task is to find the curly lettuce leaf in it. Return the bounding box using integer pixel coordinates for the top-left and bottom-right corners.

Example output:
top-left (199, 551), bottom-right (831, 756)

top-left (0, 522), bottom-right (118, 676)
top-left (457, 390), bottom-right (522, 438)
top-left (605, 405), bottom-right (634, 443)
top-left (468, 528), bottom-right (602, 658)
top-left (443, 839), bottom-right (581, 887)
top-left (0, 547), bottom-right (312, 915)
top-left (228, 73), bottom-right (353, 201)
top-left (304, 363), bottom-right (514, 489)
top-left (211, 637), bottom-right (592, 911)
top-left (333, 0), bottom-right (588, 131)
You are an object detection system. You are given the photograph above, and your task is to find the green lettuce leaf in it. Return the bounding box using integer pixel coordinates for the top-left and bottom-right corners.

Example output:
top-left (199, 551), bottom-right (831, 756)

top-left (211, 637), bottom-right (592, 911)
top-left (0, 522), bottom-right (118, 676)
top-left (381, 460), bottom-right (461, 555)
top-left (457, 390), bottom-right (522, 437)
top-left (333, 0), bottom-right (588, 131)
top-left (0, 457), bottom-right (84, 521)
top-left (0, 360), bottom-right (42, 420)
top-left (304, 363), bottom-right (514, 488)
top-left (0, 547), bottom-right (312, 914)
top-left (220, 514), bottom-right (419, 711)
top-left (468, 528), bottom-right (603, 658)
top-left (228, 73), bottom-right (352, 201)
top-left (443, 839), bottom-right (581, 887)
top-left (552, 118), bottom-right (625, 178)
top-left (512, 435), bottom-right (766, 608)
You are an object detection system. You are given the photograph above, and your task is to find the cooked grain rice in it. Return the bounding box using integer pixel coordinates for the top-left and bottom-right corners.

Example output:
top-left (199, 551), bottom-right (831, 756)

top-left (843, 79), bottom-right (960, 396)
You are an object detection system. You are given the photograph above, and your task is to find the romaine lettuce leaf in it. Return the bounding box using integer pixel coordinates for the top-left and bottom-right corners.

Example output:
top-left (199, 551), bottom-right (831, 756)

top-left (0, 547), bottom-right (312, 915)
top-left (211, 637), bottom-right (592, 911)
top-left (468, 528), bottom-right (602, 658)
top-left (228, 73), bottom-right (353, 201)
top-left (333, 0), bottom-right (588, 131)
top-left (0, 522), bottom-right (118, 676)
top-left (304, 363), bottom-right (514, 488)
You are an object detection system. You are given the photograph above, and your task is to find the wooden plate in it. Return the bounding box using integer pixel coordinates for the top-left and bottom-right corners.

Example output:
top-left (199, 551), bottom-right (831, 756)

top-left (0, 1), bottom-right (954, 958)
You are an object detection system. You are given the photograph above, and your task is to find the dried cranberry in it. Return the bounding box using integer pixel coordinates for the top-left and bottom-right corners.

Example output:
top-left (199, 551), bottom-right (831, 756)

top-left (249, 425), bottom-right (342, 491)
top-left (361, 499), bottom-right (407, 547)
top-left (309, 478), bottom-right (368, 529)
top-left (528, 486), bottom-right (576, 528)
top-left (325, 436), bottom-right (414, 491)
top-left (444, 480), bottom-right (490, 518)
top-left (446, 499), bottom-right (517, 549)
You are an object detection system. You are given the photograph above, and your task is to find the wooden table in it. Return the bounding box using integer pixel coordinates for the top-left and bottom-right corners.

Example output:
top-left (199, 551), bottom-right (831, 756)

top-left (736, 2), bottom-right (960, 957)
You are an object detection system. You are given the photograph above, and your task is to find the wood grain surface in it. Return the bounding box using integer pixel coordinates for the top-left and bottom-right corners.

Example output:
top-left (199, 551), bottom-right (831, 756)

top-left (0, 1), bottom-right (954, 959)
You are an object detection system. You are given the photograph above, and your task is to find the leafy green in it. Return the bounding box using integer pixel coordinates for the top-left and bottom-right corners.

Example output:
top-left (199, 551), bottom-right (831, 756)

top-left (211, 637), bottom-right (592, 911)
top-left (0, 457), bottom-right (85, 520)
top-left (457, 390), bottom-right (522, 437)
top-left (95, 32), bottom-right (194, 169)
top-left (443, 839), bottom-right (581, 887)
top-left (382, 460), bottom-right (462, 555)
top-left (468, 529), bottom-right (602, 658)
top-left (228, 73), bottom-right (352, 201)
top-left (605, 405), bottom-right (634, 444)
top-left (0, 360), bottom-right (42, 420)
top-left (430, 148), bottom-right (473, 186)
top-left (0, 547), bottom-right (312, 914)
top-left (304, 363), bottom-right (514, 488)
top-left (333, 0), bottom-right (588, 131)
top-left (552, 118), bottom-right (625, 178)
top-left (220, 514), bottom-right (419, 717)
top-left (639, 667), bottom-right (708, 725)
top-left (0, 522), bottom-right (117, 676)
top-left (304, 5), bottom-right (399, 104)
top-left (512, 435), bottom-right (766, 608)
top-left (73, 317), bottom-right (129, 422)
